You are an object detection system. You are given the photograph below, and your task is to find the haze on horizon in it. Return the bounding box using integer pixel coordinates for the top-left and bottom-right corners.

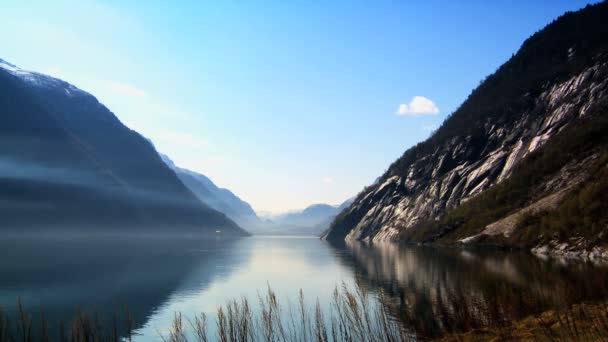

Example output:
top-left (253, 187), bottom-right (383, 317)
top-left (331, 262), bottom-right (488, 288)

top-left (0, 0), bottom-right (596, 213)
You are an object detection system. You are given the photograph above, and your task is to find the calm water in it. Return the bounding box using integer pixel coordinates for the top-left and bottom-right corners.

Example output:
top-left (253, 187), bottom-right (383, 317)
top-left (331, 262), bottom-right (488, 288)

top-left (0, 235), bottom-right (607, 339)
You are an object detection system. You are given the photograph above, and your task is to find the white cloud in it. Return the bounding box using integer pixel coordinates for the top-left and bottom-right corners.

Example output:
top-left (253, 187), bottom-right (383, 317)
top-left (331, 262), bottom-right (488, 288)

top-left (322, 177), bottom-right (334, 184)
top-left (396, 96), bottom-right (439, 116)
top-left (107, 81), bottom-right (147, 97)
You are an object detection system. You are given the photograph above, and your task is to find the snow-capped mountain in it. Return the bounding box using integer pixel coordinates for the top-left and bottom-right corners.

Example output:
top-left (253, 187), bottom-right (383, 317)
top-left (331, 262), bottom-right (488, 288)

top-left (0, 59), bottom-right (246, 235)
top-left (0, 59), bottom-right (86, 97)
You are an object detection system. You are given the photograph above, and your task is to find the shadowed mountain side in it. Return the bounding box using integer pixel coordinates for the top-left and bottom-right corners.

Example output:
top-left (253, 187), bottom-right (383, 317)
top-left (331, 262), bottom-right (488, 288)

top-left (0, 235), bottom-right (248, 340)
top-left (162, 153), bottom-right (356, 236)
top-left (161, 154), bottom-right (264, 233)
top-left (0, 60), bottom-right (246, 235)
top-left (326, 240), bottom-right (608, 338)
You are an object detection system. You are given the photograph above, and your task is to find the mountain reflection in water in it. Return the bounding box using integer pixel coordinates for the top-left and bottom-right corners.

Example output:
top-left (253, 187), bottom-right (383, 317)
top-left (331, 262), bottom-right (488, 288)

top-left (329, 240), bottom-right (608, 338)
top-left (0, 236), bottom-right (606, 340)
top-left (0, 235), bottom-right (248, 340)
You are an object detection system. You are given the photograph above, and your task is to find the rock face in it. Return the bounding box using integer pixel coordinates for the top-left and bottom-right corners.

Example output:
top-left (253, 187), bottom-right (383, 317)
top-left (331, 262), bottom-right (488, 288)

top-left (323, 3), bottom-right (608, 244)
top-left (0, 59), bottom-right (246, 235)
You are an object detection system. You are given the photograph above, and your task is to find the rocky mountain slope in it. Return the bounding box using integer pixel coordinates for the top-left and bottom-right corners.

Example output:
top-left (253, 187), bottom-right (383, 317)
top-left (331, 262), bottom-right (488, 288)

top-left (0, 59), bottom-right (246, 235)
top-left (323, 2), bottom-right (608, 256)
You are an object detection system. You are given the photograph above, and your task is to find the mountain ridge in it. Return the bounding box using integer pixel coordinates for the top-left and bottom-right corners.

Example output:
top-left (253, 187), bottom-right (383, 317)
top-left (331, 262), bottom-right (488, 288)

top-left (160, 154), bottom-right (263, 232)
top-left (263, 199), bottom-right (353, 236)
top-left (323, 2), bottom-right (608, 257)
top-left (0, 59), bottom-right (246, 235)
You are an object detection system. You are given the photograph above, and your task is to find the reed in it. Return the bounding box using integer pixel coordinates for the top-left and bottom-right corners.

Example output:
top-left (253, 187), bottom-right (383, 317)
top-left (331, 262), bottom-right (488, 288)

top-left (0, 286), bottom-right (607, 341)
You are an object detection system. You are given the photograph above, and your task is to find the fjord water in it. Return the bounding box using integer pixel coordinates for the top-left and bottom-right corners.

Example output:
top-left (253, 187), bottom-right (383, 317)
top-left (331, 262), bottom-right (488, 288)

top-left (1, 235), bottom-right (607, 339)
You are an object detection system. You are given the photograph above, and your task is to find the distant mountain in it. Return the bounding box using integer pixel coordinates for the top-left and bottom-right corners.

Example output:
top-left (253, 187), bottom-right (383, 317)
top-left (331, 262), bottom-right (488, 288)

top-left (0, 59), bottom-right (246, 236)
top-left (161, 153), bottom-right (351, 236)
top-left (278, 204), bottom-right (338, 227)
top-left (323, 3), bottom-right (608, 258)
top-left (266, 199), bottom-right (353, 236)
top-left (161, 154), bottom-right (263, 232)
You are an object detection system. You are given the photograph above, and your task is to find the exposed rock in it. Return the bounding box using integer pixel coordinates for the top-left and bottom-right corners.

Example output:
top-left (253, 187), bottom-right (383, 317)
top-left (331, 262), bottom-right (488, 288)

top-left (532, 240), bottom-right (608, 261)
top-left (323, 3), bottom-right (608, 257)
top-left (326, 61), bottom-right (608, 243)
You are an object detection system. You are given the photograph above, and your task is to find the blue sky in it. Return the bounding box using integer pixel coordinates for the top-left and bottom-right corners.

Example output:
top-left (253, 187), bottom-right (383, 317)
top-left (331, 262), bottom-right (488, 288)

top-left (1, 0), bottom-right (596, 213)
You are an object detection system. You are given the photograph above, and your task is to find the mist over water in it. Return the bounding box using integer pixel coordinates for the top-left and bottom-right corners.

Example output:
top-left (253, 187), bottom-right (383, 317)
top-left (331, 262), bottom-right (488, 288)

top-left (0, 158), bottom-right (100, 186)
top-left (0, 157), bottom-right (217, 209)
top-left (0, 235), bottom-right (606, 339)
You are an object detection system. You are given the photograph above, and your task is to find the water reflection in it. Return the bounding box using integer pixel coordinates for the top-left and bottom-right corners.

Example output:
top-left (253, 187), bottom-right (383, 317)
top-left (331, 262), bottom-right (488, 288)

top-left (0, 235), bottom-right (248, 340)
top-left (133, 236), bottom-right (355, 340)
top-left (329, 241), bottom-right (608, 338)
top-left (2, 236), bottom-right (607, 340)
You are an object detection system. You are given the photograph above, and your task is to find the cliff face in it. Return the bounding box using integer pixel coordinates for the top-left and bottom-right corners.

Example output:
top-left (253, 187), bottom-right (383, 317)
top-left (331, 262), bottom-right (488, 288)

top-left (323, 3), bottom-right (608, 245)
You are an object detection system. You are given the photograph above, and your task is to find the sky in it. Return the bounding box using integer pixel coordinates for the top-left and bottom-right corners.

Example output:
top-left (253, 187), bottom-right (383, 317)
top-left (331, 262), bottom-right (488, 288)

top-left (0, 0), bottom-right (597, 214)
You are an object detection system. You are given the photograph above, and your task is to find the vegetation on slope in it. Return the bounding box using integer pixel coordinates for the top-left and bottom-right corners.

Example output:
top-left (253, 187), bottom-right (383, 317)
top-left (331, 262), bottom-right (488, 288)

top-left (387, 1), bottom-right (608, 182)
top-left (511, 155), bottom-right (608, 249)
top-left (400, 110), bottom-right (608, 248)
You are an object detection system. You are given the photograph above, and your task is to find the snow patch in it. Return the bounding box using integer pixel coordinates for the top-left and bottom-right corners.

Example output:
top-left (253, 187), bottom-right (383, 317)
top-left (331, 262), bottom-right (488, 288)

top-left (0, 58), bottom-right (86, 97)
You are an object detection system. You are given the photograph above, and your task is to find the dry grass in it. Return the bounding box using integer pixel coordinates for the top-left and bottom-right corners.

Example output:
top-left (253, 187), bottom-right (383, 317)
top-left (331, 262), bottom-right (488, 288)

top-left (169, 285), bottom-right (407, 342)
top-left (0, 286), bottom-right (406, 342)
top-left (438, 302), bottom-right (608, 341)
top-left (1, 288), bottom-right (607, 341)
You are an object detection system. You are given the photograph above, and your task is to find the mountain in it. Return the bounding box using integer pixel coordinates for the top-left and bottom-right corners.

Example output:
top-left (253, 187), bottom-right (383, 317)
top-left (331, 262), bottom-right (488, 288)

top-left (323, 3), bottom-right (608, 258)
top-left (161, 154), bottom-right (263, 232)
top-left (279, 204), bottom-right (338, 227)
top-left (267, 199), bottom-right (353, 235)
top-left (0, 59), bottom-right (246, 236)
